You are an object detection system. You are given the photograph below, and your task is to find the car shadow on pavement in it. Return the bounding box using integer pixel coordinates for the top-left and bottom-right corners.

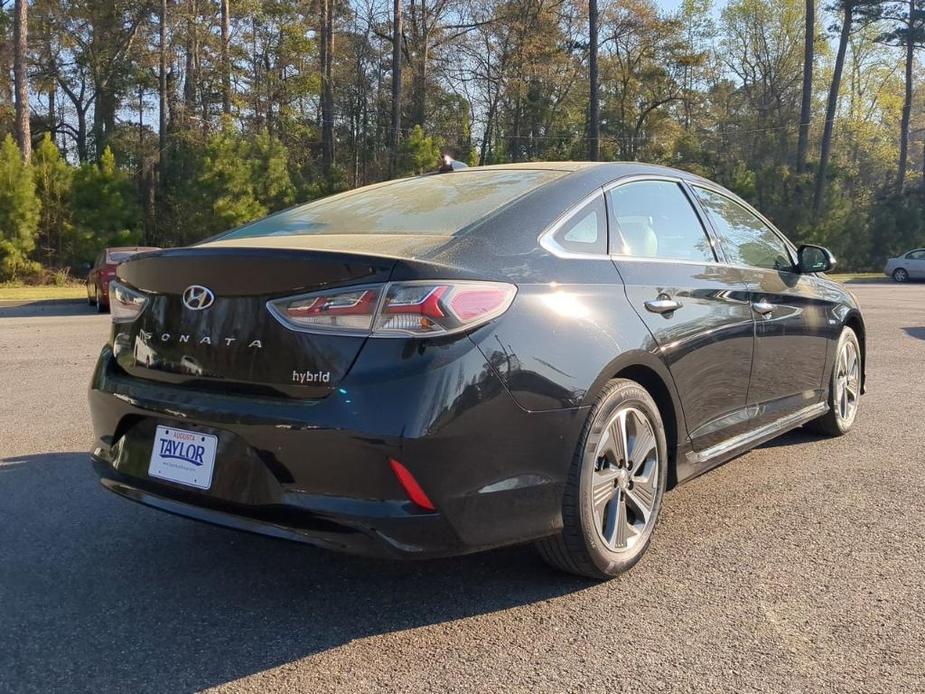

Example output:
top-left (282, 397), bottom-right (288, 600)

top-left (0, 452), bottom-right (591, 693)
top-left (901, 326), bottom-right (925, 341)
top-left (756, 428), bottom-right (825, 449)
top-left (0, 301), bottom-right (96, 319)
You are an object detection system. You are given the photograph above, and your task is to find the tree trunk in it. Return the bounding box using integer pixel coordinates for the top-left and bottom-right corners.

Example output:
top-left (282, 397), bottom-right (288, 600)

top-left (410, 45), bottom-right (428, 128)
top-left (75, 106), bottom-right (88, 163)
top-left (480, 101), bottom-right (496, 166)
top-left (13, 0), bottom-right (31, 162)
top-left (813, 2), bottom-right (852, 215)
top-left (320, 0), bottom-right (335, 179)
top-left (183, 0), bottom-right (200, 119)
top-left (796, 0), bottom-right (814, 173)
top-left (94, 90), bottom-right (118, 157)
top-left (47, 85), bottom-right (56, 144)
top-left (159, 0), bottom-right (169, 171)
top-left (389, 0), bottom-right (402, 177)
top-left (896, 0), bottom-right (914, 191)
top-left (221, 0), bottom-right (231, 115)
top-left (588, 0), bottom-right (599, 161)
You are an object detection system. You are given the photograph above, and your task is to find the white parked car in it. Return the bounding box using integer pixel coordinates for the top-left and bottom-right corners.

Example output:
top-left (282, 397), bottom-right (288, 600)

top-left (884, 249), bottom-right (925, 282)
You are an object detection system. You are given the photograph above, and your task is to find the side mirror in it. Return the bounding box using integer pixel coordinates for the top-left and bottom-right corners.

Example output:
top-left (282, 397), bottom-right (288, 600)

top-left (797, 244), bottom-right (835, 274)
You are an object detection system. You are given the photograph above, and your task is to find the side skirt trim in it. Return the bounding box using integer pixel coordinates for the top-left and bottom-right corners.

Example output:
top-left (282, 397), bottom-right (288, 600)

top-left (686, 402), bottom-right (828, 465)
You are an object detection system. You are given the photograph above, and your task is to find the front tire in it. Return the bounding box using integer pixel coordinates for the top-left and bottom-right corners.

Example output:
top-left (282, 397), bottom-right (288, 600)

top-left (536, 379), bottom-right (668, 580)
top-left (893, 268), bottom-right (909, 282)
top-left (807, 327), bottom-right (861, 437)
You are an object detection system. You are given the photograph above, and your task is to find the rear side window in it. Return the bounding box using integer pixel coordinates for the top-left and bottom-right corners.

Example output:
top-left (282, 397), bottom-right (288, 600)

top-left (222, 170), bottom-right (563, 238)
top-left (606, 180), bottom-right (715, 262)
top-left (550, 195), bottom-right (608, 255)
top-left (692, 187), bottom-right (793, 271)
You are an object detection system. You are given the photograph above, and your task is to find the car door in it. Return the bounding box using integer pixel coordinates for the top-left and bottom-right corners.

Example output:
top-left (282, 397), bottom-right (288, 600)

top-left (906, 250), bottom-right (925, 277)
top-left (607, 178), bottom-right (755, 452)
top-left (690, 185), bottom-right (830, 426)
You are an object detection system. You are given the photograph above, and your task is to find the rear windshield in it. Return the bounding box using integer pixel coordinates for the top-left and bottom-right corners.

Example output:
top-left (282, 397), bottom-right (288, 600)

top-left (107, 251), bottom-right (136, 263)
top-left (222, 170), bottom-right (562, 238)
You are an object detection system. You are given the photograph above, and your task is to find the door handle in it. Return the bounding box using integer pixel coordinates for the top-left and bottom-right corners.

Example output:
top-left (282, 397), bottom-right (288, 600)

top-left (645, 297), bottom-right (682, 315)
top-left (752, 301), bottom-right (775, 317)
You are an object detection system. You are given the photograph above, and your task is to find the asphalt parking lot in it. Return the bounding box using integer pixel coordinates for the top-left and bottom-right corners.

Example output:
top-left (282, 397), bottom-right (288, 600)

top-left (1, 283), bottom-right (923, 694)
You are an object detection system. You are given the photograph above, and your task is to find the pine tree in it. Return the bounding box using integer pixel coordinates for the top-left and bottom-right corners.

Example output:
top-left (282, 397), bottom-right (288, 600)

top-left (199, 125), bottom-right (266, 233)
top-left (0, 134), bottom-right (41, 280)
top-left (72, 146), bottom-right (141, 260)
top-left (33, 133), bottom-right (74, 267)
top-left (397, 126), bottom-right (441, 177)
top-left (249, 130), bottom-right (295, 212)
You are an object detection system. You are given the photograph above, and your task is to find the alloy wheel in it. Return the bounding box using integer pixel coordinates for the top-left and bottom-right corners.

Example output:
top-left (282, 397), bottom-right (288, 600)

top-left (893, 268), bottom-right (908, 282)
top-left (590, 407), bottom-right (659, 552)
top-left (835, 339), bottom-right (860, 424)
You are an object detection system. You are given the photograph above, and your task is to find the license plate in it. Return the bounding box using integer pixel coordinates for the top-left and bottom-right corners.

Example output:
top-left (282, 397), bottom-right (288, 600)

top-left (148, 425), bottom-right (218, 490)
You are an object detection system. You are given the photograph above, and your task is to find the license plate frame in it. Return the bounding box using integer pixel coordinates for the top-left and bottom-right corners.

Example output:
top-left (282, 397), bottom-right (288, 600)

top-left (148, 425), bottom-right (218, 490)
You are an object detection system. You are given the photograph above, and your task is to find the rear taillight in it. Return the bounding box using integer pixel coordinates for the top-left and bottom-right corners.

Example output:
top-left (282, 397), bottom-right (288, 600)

top-left (268, 281), bottom-right (516, 337)
top-left (109, 280), bottom-right (148, 323)
top-left (270, 286), bottom-right (382, 333)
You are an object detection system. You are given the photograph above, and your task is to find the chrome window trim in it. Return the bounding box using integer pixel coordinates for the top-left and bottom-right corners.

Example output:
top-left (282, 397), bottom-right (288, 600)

top-left (538, 190), bottom-right (611, 260)
top-left (539, 173), bottom-right (722, 263)
top-left (609, 255), bottom-right (721, 267)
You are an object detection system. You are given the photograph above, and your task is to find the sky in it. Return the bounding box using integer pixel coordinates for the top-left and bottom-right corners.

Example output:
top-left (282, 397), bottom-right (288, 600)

top-left (657, 0), bottom-right (726, 15)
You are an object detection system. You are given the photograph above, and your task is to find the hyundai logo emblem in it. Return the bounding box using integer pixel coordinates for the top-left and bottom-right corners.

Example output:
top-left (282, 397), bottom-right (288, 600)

top-left (182, 285), bottom-right (215, 311)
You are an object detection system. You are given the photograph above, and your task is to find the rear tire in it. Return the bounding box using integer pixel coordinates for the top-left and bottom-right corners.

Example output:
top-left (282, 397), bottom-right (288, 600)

top-left (893, 268), bottom-right (909, 282)
top-left (95, 285), bottom-right (106, 314)
top-left (536, 379), bottom-right (668, 580)
top-left (806, 327), bottom-right (861, 437)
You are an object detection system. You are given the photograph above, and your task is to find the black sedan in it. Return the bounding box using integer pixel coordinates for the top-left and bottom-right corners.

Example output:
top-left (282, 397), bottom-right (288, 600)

top-left (89, 162), bottom-right (865, 579)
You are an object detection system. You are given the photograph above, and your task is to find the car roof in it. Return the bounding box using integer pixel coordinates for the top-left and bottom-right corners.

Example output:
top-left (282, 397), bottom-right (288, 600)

top-left (456, 161), bottom-right (709, 181)
top-left (459, 161), bottom-right (713, 240)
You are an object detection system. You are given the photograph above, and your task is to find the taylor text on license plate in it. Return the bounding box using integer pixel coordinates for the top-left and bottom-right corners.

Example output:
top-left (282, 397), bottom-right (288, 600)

top-left (148, 425), bottom-right (217, 490)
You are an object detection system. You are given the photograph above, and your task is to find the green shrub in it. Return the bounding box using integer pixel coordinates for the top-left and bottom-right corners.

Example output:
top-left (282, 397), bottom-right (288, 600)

top-left (0, 135), bottom-right (42, 280)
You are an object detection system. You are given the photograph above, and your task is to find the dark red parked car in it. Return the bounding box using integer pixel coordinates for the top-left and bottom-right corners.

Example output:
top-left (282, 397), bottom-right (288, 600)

top-left (86, 247), bottom-right (159, 312)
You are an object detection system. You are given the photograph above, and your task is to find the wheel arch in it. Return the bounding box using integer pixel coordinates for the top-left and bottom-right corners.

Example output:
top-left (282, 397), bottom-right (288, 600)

top-left (844, 310), bottom-right (866, 392)
top-left (586, 351), bottom-right (687, 489)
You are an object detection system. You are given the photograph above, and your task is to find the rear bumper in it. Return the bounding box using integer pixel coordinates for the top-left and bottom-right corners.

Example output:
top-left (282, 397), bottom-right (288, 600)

top-left (88, 339), bottom-right (587, 558)
top-left (92, 455), bottom-right (462, 558)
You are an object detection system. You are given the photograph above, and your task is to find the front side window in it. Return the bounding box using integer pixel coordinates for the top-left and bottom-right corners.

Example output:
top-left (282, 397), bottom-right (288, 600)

top-left (606, 180), bottom-right (715, 262)
top-left (905, 250), bottom-right (925, 260)
top-left (693, 186), bottom-right (793, 271)
top-left (550, 194), bottom-right (607, 255)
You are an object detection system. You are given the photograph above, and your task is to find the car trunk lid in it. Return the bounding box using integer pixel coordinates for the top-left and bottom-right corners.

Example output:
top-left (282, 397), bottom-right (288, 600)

top-left (112, 247), bottom-right (396, 398)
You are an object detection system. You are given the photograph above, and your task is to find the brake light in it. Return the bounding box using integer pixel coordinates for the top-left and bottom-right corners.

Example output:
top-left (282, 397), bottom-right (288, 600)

top-left (109, 280), bottom-right (148, 323)
top-left (268, 281), bottom-right (516, 337)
